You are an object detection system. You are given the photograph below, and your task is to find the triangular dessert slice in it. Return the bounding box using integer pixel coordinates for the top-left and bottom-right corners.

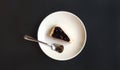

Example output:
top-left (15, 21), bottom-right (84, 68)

top-left (50, 26), bottom-right (70, 42)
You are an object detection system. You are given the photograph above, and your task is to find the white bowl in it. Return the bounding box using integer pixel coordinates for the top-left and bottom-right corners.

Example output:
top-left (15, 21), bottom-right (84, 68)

top-left (37, 11), bottom-right (87, 61)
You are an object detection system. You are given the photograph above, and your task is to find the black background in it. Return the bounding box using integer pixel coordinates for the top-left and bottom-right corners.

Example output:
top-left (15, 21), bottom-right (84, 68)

top-left (0, 0), bottom-right (120, 70)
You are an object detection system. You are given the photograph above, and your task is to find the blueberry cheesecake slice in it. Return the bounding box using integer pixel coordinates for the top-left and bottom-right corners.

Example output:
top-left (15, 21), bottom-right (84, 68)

top-left (50, 26), bottom-right (70, 42)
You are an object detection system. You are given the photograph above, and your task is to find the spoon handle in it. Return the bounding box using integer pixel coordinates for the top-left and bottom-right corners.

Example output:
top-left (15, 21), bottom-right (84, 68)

top-left (24, 35), bottom-right (50, 46)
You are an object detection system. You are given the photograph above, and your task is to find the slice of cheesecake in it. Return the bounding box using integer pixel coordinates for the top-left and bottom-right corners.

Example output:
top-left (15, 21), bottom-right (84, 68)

top-left (50, 26), bottom-right (70, 42)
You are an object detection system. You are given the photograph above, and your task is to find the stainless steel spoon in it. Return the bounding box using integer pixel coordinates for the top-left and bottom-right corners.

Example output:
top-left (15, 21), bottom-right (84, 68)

top-left (24, 35), bottom-right (64, 53)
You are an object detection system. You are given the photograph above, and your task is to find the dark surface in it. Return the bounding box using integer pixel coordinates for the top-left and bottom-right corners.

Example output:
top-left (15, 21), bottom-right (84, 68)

top-left (0, 0), bottom-right (120, 70)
